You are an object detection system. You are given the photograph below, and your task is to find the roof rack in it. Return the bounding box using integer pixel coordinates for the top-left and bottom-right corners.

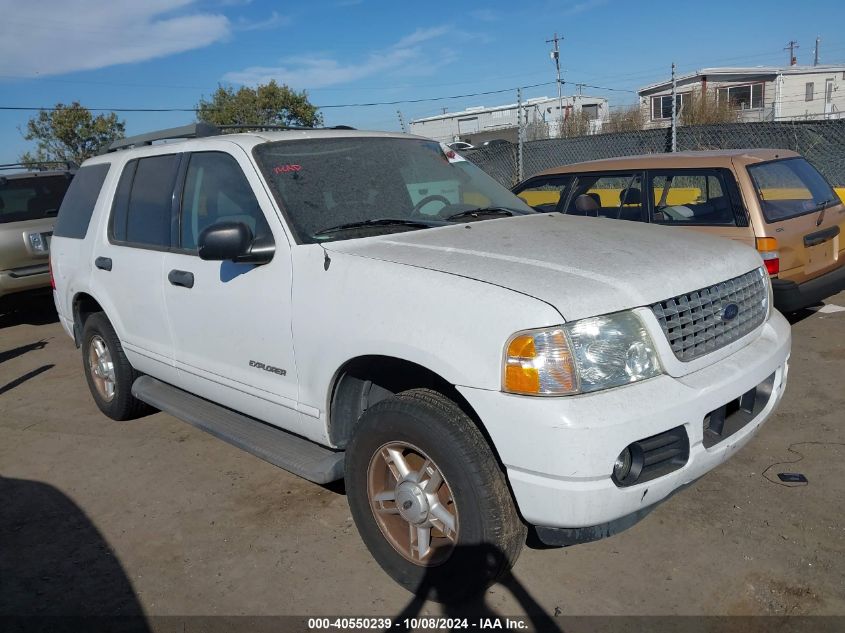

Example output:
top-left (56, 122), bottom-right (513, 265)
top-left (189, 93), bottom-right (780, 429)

top-left (0, 160), bottom-right (78, 172)
top-left (105, 123), bottom-right (357, 153)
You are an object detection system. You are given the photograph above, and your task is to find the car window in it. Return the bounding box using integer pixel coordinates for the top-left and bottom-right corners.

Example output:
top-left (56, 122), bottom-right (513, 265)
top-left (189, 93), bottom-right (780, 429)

top-left (54, 164), bottom-right (109, 239)
top-left (514, 176), bottom-right (571, 212)
top-left (110, 155), bottom-right (180, 248)
top-left (747, 157), bottom-right (839, 223)
top-left (180, 152), bottom-right (270, 251)
top-left (565, 173), bottom-right (646, 222)
top-left (0, 175), bottom-right (71, 224)
top-left (650, 171), bottom-right (736, 226)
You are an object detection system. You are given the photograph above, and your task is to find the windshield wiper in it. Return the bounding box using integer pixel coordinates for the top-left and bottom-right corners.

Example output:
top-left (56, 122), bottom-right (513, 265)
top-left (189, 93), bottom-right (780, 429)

top-left (445, 207), bottom-right (517, 221)
top-left (313, 217), bottom-right (432, 237)
top-left (814, 198), bottom-right (836, 226)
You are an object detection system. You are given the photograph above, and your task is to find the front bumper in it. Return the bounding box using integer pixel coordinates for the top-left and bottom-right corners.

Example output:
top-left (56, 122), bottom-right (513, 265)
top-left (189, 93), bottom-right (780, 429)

top-left (457, 310), bottom-right (791, 532)
top-left (772, 264), bottom-right (845, 312)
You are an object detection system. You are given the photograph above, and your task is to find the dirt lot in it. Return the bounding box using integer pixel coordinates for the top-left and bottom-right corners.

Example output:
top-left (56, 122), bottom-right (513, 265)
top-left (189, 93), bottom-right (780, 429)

top-left (1, 293), bottom-right (844, 623)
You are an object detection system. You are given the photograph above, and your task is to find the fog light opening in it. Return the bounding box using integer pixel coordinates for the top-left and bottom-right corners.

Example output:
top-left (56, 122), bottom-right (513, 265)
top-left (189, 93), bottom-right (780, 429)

top-left (612, 445), bottom-right (644, 487)
top-left (613, 448), bottom-right (632, 481)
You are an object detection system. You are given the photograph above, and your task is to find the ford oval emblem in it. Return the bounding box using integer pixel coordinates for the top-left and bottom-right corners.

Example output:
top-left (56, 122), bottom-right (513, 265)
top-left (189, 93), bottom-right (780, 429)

top-left (722, 303), bottom-right (740, 321)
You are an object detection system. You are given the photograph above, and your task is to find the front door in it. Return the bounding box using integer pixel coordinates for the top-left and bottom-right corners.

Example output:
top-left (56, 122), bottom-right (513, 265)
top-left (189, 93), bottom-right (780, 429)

top-left (161, 146), bottom-right (307, 437)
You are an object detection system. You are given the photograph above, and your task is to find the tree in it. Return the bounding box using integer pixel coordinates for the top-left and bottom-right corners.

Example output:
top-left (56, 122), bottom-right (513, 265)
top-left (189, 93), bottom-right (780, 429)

top-left (680, 91), bottom-right (740, 126)
top-left (558, 111), bottom-right (593, 138)
top-left (19, 102), bottom-right (125, 165)
top-left (603, 105), bottom-right (645, 133)
top-left (196, 81), bottom-right (323, 128)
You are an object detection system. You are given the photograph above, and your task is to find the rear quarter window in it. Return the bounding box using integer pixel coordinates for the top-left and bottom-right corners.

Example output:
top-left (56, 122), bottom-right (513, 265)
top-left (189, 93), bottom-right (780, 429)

top-left (53, 164), bottom-right (110, 239)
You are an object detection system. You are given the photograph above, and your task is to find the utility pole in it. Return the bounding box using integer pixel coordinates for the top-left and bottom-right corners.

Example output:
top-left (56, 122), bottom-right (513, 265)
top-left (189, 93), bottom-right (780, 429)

top-left (396, 110), bottom-right (407, 133)
top-left (814, 36), bottom-right (820, 66)
top-left (517, 87), bottom-right (524, 181)
top-left (546, 32), bottom-right (564, 136)
top-left (670, 62), bottom-right (677, 153)
top-left (784, 40), bottom-right (799, 66)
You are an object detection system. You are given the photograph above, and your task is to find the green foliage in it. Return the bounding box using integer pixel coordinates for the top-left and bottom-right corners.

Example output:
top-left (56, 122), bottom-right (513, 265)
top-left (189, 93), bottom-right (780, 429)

top-left (19, 102), bottom-right (125, 165)
top-left (196, 81), bottom-right (323, 129)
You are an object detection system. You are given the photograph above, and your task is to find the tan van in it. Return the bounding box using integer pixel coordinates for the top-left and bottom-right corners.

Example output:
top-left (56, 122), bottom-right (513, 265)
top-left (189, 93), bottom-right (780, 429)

top-left (513, 149), bottom-right (845, 312)
top-left (0, 163), bottom-right (74, 307)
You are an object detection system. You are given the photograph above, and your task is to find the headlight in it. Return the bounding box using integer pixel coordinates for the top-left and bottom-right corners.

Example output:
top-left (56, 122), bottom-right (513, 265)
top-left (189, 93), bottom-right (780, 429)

top-left (503, 311), bottom-right (662, 396)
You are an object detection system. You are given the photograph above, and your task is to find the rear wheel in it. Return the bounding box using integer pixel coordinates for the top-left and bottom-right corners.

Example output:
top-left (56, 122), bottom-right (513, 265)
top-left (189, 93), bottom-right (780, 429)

top-left (81, 313), bottom-right (151, 420)
top-left (345, 389), bottom-right (526, 602)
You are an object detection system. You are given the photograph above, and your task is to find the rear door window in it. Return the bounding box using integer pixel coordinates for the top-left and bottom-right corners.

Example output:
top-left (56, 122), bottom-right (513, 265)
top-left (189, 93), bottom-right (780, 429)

top-left (110, 155), bottom-right (181, 248)
top-left (649, 170), bottom-right (737, 226)
top-left (747, 157), bottom-right (839, 222)
top-left (514, 176), bottom-right (572, 212)
top-left (565, 173), bottom-right (646, 222)
top-left (54, 164), bottom-right (109, 239)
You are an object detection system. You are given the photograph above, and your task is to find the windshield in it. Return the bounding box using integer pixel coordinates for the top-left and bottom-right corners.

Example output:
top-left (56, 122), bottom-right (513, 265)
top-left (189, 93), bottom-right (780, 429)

top-left (0, 175), bottom-right (71, 224)
top-left (254, 137), bottom-right (534, 243)
top-left (747, 157), bottom-right (839, 223)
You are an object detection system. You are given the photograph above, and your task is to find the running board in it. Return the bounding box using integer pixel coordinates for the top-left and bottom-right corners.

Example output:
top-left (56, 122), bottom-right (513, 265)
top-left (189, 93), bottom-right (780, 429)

top-left (131, 376), bottom-right (344, 484)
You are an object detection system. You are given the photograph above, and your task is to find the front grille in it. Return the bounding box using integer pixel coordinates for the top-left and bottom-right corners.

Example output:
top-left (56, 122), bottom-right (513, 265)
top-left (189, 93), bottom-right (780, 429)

top-left (650, 268), bottom-right (768, 362)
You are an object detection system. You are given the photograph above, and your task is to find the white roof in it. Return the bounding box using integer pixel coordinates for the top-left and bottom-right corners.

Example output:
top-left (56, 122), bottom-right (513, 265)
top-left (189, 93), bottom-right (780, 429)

top-left (639, 64), bottom-right (845, 94)
top-left (83, 129), bottom-right (425, 166)
top-left (411, 95), bottom-right (607, 124)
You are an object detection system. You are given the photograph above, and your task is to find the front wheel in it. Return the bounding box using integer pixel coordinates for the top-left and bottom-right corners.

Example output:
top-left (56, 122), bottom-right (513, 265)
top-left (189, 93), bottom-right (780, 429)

top-left (345, 389), bottom-right (526, 602)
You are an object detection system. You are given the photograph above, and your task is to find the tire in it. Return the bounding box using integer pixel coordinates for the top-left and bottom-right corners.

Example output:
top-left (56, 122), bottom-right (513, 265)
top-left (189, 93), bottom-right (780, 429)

top-left (81, 312), bottom-right (151, 421)
top-left (345, 388), bottom-right (526, 602)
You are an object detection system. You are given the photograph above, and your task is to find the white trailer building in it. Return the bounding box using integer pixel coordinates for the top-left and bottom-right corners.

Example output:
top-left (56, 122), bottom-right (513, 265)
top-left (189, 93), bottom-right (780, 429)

top-left (409, 95), bottom-right (609, 144)
top-left (638, 65), bottom-right (845, 129)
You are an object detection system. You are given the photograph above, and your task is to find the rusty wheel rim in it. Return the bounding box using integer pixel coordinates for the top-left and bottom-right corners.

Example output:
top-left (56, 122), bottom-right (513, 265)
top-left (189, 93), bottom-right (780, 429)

top-left (367, 441), bottom-right (459, 566)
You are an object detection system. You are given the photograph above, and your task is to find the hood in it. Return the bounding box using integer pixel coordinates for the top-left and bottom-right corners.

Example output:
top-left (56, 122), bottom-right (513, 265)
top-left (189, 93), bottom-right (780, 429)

top-left (325, 214), bottom-right (764, 321)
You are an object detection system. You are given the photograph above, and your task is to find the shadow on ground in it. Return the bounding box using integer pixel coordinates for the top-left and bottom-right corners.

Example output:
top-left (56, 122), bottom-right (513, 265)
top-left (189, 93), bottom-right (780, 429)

top-left (0, 295), bottom-right (58, 330)
top-left (393, 543), bottom-right (562, 632)
top-left (0, 475), bottom-right (149, 631)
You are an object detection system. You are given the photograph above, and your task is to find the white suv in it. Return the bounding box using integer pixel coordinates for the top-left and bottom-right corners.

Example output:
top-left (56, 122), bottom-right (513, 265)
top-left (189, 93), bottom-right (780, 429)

top-left (51, 124), bottom-right (791, 597)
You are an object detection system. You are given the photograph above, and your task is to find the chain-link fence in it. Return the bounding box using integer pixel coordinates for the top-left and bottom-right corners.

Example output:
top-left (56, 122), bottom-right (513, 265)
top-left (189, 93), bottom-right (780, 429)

top-left (465, 119), bottom-right (845, 188)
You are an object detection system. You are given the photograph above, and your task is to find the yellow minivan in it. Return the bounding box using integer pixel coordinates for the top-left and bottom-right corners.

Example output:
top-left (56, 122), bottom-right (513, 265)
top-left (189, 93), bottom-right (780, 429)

top-left (513, 149), bottom-right (845, 312)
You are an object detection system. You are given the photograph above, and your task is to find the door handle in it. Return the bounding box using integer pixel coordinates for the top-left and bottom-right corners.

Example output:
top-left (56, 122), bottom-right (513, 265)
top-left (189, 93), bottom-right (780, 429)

top-left (168, 270), bottom-right (195, 288)
top-left (94, 256), bottom-right (112, 271)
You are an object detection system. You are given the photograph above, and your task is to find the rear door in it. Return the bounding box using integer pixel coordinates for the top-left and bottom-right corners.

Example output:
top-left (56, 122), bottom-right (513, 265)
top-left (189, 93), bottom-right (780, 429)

top-left (744, 157), bottom-right (845, 284)
top-left (93, 154), bottom-right (180, 383)
top-left (645, 168), bottom-right (751, 247)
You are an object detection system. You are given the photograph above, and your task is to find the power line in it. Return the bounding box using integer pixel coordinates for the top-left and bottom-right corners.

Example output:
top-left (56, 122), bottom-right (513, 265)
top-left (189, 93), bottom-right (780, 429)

top-left (0, 79), bottom-right (642, 115)
top-left (0, 81), bottom-right (559, 113)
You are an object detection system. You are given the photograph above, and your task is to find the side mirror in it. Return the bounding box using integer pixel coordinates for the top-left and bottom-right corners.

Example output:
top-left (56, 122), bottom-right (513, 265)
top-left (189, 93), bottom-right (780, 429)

top-left (198, 222), bottom-right (274, 265)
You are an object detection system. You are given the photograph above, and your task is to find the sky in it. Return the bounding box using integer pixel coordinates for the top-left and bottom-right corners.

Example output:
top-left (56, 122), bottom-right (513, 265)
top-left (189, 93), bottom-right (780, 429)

top-left (1, 0), bottom-right (844, 163)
